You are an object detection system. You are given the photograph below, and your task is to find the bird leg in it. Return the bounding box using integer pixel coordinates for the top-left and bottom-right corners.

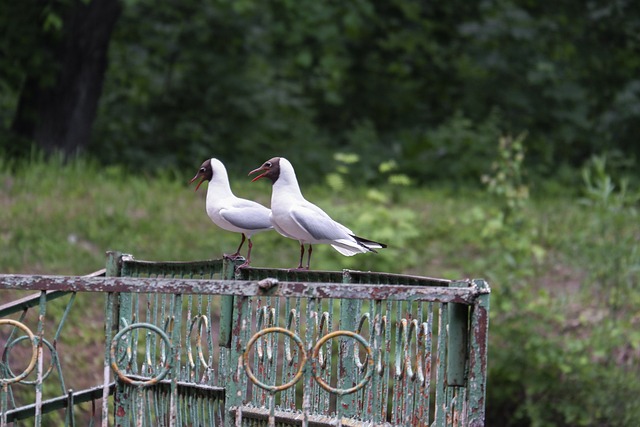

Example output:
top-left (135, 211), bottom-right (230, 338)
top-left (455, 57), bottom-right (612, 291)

top-left (224, 233), bottom-right (246, 260)
top-left (306, 244), bottom-right (313, 270)
top-left (296, 243), bottom-right (307, 269)
top-left (237, 238), bottom-right (252, 268)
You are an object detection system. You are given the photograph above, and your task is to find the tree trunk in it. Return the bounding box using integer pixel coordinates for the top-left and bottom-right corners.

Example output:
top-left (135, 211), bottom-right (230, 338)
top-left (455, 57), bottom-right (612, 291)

top-left (11, 0), bottom-right (122, 157)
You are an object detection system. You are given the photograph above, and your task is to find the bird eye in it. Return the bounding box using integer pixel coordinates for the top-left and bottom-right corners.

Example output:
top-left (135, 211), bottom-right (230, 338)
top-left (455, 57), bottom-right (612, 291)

top-left (265, 161), bottom-right (272, 168)
top-left (200, 167), bottom-right (206, 173)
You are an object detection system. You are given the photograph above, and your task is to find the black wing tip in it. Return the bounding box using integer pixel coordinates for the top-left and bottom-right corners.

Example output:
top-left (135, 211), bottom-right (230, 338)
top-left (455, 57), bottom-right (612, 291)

top-left (351, 235), bottom-right (388, 251)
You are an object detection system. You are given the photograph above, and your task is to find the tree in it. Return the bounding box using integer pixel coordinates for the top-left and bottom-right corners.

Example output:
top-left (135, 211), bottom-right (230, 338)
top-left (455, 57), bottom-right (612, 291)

top-left (6, 0), bottom-right (122, 157)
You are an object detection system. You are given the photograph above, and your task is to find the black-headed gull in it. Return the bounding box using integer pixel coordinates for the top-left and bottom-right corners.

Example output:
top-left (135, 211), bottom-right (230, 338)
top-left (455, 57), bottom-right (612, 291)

top-left (190, 158), bottom-right (272, 267)
top-left (249, 157), bottom-right (386, 269)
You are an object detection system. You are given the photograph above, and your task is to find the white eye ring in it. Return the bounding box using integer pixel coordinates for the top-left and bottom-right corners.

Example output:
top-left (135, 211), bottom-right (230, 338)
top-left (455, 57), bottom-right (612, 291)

top-left (265, 162), bottom-right (272, 168)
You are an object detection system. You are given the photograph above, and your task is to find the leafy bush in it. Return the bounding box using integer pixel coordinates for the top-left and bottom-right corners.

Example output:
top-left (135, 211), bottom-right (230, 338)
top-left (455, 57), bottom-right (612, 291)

top-left (484, 146), bottom-right (640, 426)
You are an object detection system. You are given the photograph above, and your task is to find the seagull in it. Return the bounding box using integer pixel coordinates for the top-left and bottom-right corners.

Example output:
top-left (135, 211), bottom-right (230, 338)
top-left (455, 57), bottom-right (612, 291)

top-left (190, 158), bottom-right (273, 268)
top-left (249, 157), bottom-right (387, 269)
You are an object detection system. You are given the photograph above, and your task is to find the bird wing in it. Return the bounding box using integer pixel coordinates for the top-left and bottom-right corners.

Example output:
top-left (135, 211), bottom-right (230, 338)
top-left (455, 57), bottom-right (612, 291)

top-left (219, 204), bottom-right (273, 231)
top-left (290, 205), bottom-right (349, 242)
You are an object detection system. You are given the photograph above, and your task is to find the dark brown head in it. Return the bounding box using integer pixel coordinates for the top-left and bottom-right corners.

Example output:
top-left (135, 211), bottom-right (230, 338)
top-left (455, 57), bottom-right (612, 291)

top-left (189, 159), bottom-right (213, 191)
top-left (249, 157), bottom-right (281, 184)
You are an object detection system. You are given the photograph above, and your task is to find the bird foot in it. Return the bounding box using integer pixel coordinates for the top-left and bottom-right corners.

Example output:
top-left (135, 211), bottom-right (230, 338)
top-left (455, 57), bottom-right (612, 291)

top-left (223, 253), bottom-right (243, 260)
top-left (236, 261), bottom-right (251, 269)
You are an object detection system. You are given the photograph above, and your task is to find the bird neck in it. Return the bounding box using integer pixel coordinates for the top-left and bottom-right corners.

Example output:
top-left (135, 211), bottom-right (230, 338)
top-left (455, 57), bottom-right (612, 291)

top-left (273, 171), bottom-right (303, 199)
top-left (207, 175), bottom-right (235, 199)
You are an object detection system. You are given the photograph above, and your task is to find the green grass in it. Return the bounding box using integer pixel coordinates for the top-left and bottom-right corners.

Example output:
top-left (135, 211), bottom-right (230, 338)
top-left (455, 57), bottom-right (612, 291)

top-left (1, 155), bottom-right (639, 426)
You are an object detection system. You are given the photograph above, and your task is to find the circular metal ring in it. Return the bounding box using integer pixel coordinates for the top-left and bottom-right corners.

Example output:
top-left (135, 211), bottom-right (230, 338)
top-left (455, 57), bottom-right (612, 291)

top-left (311, 330), bottom-right (374, 395)
top-left (243, 327), bottom-right (307, 393)
top-left (187, 315), bottom-right (211, 370)
top-left (0, 319), bottom-right (38, 385)
top-left (3, 335), bottom-right (56, 384)
top-left (110, 322), bottom-right (172, 387)
top-left (355, 314), bottom-right (370, 370)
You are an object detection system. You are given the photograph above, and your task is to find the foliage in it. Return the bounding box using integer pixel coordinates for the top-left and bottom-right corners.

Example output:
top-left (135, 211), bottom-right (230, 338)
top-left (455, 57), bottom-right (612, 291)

top-left (3, 0), bottom-right (640, 184)
top-left (482, 148), bottom-right (640, 426)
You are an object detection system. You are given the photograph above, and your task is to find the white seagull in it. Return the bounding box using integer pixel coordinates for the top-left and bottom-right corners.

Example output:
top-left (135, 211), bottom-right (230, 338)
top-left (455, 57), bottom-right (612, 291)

top-left (249, 157), bottom-right (386, 269)
top-left (190, 158), bottom-right (273, 268)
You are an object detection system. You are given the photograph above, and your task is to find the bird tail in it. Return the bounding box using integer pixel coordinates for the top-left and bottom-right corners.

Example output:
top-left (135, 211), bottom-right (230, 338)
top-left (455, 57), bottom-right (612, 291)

top-left (331, 243), bottom-right (363, 256)
top-left (351, 235), bottom-right (387, 253)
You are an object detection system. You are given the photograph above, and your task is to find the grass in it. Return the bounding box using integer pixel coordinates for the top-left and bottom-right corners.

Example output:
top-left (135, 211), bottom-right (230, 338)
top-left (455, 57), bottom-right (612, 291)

top-left (1, 155), bottom-right (639, 426)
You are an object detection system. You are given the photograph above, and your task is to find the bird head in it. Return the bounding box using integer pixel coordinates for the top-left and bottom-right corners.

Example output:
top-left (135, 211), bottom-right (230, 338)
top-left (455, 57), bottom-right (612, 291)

top-left (189, 159), bottom-right (213, 191)
top-left (249, 157), bottom-right (280, 183)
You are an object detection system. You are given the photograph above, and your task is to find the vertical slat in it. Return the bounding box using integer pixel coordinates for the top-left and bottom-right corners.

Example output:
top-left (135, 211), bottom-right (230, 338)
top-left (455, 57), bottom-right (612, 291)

top-left (447, 303), bottom-right (469, 387)
top-left (368, 299), bottom-right (382, 424)
top-left (102, 251), bottom-right (122, 427)
top-left (391, 301), bottom-right (403, 425)
top-left (34, 291), bottom-right (46, 426)
top-left (219, 258), bottom-right (237, 411)
top-left (381, 298), bottom-right (391, 422)
top-left (225, 293), bottom-right (250, 427)
top-left (433, 303), bottom-right (449, 426)
top-left (419, 302), bottom-right (434, 425)
top-left (102, 291), bottom-right (116, 427)
top-left (169, 293), bottom-right (183, 427)
top-left (467, 279), bottom-right (490, 427)
top-left (336, 271), bottom-right (358, 420)
top-left (303, 297), bottom-right (318, 427)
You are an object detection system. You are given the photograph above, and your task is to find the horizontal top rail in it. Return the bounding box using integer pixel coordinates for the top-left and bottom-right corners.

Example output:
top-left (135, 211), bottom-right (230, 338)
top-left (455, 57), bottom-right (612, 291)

top-left (0, 274), bottom-right (488, 304)
top-left (0, 269), bottom-right (106, 317)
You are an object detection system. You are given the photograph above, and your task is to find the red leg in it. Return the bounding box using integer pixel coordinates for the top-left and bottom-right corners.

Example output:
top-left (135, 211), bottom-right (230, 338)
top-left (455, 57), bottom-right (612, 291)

top-left (238, 238), bottom-right (252, 268)
top-left (297, 243), bottom-right (305, 269)
top-left (306, 244), bottom-right (313, 270)
top-left (225, 234), bottom-right (246, 259)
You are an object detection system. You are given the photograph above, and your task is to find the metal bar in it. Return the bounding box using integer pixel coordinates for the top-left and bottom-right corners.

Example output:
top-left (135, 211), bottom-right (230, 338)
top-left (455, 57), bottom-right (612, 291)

top-left (433, 303), bottom-right (449, 426)
top-left (225, 294), bottom-right (251, 427)
top-left (238, 266), bottom-right (451, 287)
top-left (3, 383), bottom-right (116, 423)
top-left (228, 405), bottom-right (393, 426)
top-left (34, 291), bottom-right (46, 426)
top-left (169, 293), bottom-right (182, 427)
top-left (103, 293), bottom-right (116, 427)
top-left (337, 271), bottom-right (357, 420)
top-left (0, 271), bottom-right (104, 317)
top-left (0, 275), bottom-right (483, 303)
top-left (0, 290), bottom-right (69, 318)
top-left (466, 279), bottom-right (490, 427)
top-left (447, 303), bottom-right (469, 386)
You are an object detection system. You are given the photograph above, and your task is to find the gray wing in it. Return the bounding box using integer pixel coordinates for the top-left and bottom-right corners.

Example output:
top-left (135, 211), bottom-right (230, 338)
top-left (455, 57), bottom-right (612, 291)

top-left (220, 204), bottom-right (272, 231)
top-left (290, 205), bottom-right (350, 241)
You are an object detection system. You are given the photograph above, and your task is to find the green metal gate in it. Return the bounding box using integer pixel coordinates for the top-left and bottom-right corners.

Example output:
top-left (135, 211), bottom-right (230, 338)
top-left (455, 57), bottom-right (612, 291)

top-left (0, 251), bottom-right (489, 426)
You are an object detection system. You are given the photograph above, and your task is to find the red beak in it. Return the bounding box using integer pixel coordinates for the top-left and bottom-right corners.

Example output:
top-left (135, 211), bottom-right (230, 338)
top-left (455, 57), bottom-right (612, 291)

top-left (248, 167), bottom-right (267, 182)
top-left (189, 174), bottom-right (206, 191)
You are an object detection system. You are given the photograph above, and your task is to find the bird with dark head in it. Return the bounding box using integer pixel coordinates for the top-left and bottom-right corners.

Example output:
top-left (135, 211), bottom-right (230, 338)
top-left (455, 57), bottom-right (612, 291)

top-left (190, 158), bottom-right (272, 268)
top-left (249, 157), bottom-right (386, 269)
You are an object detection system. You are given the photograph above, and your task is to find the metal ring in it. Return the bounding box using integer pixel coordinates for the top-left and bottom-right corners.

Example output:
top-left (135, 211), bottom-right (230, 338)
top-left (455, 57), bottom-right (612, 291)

top-left (187, 315), bottom-right (210, 370)
top-left (355, 314), bottom-right (370, 370)
top-left (110, 322), bottom-right (172, 387)
top-left (317, 312), bottom-right (330, 370)
top-left (243, 327), bottom-right (307, 393)
top-left (3, 336), bottom-right (56, 384)
top-left (311, 330), bottom-right (374, 395)
top-left (376, 316), bottom-right (387, 376)
top-left (285, 309), bottom-right (298, 364)
top-left (0, 319), bottom-right (38, 385)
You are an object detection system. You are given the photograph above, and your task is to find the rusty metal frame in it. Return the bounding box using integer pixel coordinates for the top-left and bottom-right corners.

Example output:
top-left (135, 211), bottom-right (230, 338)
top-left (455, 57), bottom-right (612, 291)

top-left (0, 252), bottom-right (490, 426)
